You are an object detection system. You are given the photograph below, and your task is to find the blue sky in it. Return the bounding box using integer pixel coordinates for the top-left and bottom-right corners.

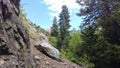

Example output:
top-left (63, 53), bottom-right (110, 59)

top-left (20, 0), bottom-right (83, 30)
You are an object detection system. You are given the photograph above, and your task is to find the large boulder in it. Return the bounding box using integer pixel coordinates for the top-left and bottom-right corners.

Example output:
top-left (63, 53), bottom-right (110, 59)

top-left (35, 40), bottom-right (60, 60)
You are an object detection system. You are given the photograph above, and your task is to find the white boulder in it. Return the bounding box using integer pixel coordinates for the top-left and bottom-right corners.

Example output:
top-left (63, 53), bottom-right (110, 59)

top-left (35, 40), bottom-right (60, 60)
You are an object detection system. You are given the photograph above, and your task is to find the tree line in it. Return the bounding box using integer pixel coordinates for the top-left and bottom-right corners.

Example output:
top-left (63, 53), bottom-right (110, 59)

top-left (50, 0), bottom-right (120, 68)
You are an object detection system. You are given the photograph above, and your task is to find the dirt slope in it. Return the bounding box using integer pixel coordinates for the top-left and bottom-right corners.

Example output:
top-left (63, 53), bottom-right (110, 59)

top-left (30, 39), bottom-right (82, 68)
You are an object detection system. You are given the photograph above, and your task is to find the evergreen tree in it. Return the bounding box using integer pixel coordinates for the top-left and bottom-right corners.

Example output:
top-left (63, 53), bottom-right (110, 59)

top-left (51, 16), bottom-right (59, 37)
top-left (57, 5), bottom-right (71, 50)
top-left (76, 0), bottom-right (120, 68)
top-left (77, 0), bottom-right (120, 45)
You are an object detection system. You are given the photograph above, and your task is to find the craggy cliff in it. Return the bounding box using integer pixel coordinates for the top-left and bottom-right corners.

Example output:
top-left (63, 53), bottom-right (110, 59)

top-left (0, 0), bottom-right (36, 67)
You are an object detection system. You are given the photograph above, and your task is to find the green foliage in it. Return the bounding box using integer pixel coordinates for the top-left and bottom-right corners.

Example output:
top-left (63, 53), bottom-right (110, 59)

top-left (22, 20), bottom-right (29, 29)
top-left (79, 56), bottom-right (95, 68)
top-left (58, 29), bottom-right (84, 66)
top-left (51, 16), bottom-right (59, 37)
top-left (28, 29), bottom-right (42, 40)
top-left (60, 48), bottom-right (74, 59)
top-left (69, 29), bottom-right (82, 51)
top-left (20, 8), bottom-right (29, 29)
top-left (76, 0), bottom-right (120, 68)
top-left (49, 36), bottom-right (57, 47)
top-left (68, 29), bottom-right (82, 64)
top-left (47, 1), bottom-right (120, 68)
top-left (57, 5), bottom-right (71, 50)
top-left (20, 8), bottom-right (42, 41)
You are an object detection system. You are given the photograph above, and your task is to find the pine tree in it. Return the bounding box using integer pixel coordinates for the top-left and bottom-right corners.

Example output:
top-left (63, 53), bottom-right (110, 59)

top-left (51, 16), bottom-right (59, 37)
top-left (76, 0), bottom-right (120, 68)
top-left (57, 5), bottom-right (71, 50)
top-left (77, 0), bottom-right (120, 44)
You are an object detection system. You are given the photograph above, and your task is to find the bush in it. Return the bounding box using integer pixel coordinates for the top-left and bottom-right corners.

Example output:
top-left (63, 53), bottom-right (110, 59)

top-left (28, 29), bottom-right (42, 40)
top-left (49, 36), bottom-right (57, 47)
top-left (79, 56), bottom-right (95, 68)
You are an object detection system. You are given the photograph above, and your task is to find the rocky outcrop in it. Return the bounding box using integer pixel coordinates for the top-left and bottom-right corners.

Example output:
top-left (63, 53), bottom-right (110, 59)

top-left (0, 0), bottom-right (36, 68)
top-left (35, 40), bottom-right (60, 61)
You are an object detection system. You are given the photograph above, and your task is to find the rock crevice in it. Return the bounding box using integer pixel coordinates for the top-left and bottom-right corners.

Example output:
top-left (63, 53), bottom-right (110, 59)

top-left (0, 0), bottom-right (36, 68)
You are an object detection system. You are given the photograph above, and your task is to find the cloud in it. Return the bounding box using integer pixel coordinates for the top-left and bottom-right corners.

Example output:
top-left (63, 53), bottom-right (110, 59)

top-left (43, 0), bottom-right (80, 19)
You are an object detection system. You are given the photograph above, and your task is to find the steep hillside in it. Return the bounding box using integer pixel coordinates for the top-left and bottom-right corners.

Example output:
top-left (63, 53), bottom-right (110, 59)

top-left (0, 0), bottom-right (82, 68)
top-left (20, 5), bottom-right (82, 68)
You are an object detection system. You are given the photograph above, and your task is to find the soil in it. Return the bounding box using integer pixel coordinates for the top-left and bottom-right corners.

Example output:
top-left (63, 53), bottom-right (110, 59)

top-left (30, 39), bottom-right (82, 68)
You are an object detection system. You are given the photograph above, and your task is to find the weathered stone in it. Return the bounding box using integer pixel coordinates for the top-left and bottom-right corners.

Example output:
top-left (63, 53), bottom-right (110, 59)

top-left (0, 0), bottom-right (37, 68)
top-left (35, 40), bottom-right (60, 60)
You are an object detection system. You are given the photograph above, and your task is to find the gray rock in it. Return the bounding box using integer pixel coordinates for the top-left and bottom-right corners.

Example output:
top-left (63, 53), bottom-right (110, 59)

top-left (0, 0), bottom-right (37, 68)
top-left (35, 40), bottom-right (60, 60)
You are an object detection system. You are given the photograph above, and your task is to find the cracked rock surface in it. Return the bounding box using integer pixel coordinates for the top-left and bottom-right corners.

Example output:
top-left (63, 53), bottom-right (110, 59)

top-left (0, 0), bottom-right (36, 68)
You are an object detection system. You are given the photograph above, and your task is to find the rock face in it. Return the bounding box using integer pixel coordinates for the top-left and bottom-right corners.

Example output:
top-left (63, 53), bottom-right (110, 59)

top-left (0, 0), bottom-right (36, 68)
top-left (35, 40), bottom-right (60, 60)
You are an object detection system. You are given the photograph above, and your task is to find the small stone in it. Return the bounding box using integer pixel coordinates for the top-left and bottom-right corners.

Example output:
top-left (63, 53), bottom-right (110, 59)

top-left (0, 59), bottom-right (4, 65)
top-left (45, 61), bottom-right (49, 65)
top-left (35, 56), bottom-right (40, 60)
